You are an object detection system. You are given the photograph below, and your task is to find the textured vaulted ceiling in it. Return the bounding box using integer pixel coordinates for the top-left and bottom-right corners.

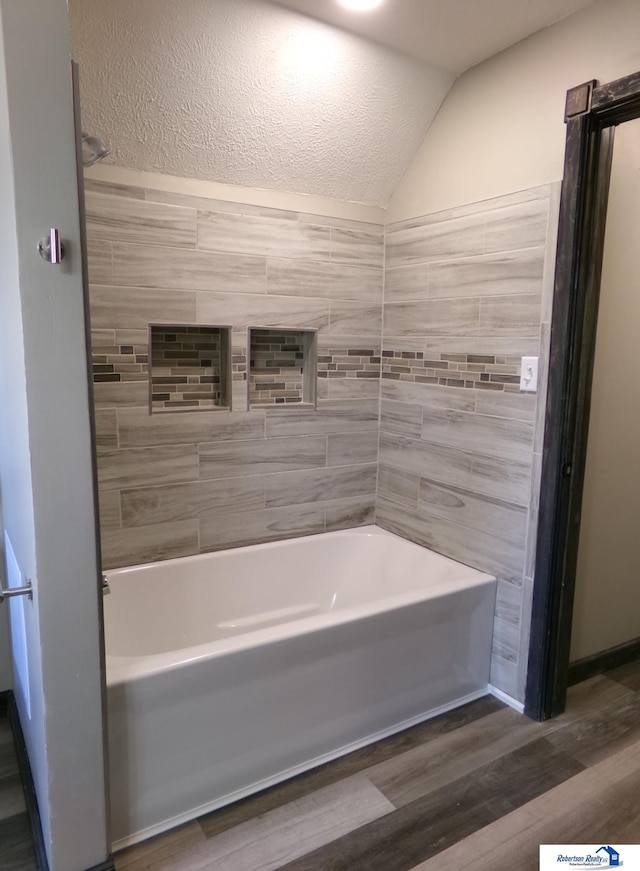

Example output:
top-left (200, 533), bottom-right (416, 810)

top-left (69, 0), bottom-right (594, 207)
top-left (269, 0), bottom-right (595, 73)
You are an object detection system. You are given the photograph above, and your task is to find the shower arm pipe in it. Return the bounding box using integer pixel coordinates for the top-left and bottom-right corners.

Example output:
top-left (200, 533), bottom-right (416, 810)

top-left (81, 131), bottom-right (110, 167)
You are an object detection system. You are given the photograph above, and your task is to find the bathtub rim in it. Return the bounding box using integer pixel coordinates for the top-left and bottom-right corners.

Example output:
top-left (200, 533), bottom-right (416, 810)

top-left (106, 573), bottom-right (496, 685)
top-left (104, 526), bottom-right (496, 686)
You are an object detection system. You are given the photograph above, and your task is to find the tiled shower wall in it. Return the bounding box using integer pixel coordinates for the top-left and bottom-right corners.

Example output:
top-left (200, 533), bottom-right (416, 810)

top-left (85, 180), bottom-right (383, 570)
top-left (86, 178), bottom-right (559, 702)
top-left (377, 185), bottom-right (560, 702)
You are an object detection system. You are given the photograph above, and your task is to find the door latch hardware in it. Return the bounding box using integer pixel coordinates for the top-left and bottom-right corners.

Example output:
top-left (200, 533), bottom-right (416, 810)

top-left (0, 580), bottom-right (32, 603)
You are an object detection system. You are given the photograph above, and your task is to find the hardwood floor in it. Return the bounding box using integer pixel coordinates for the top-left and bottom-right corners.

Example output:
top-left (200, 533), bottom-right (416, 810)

top-left (115, 660), bottom-right (640, 871)
top-left (1, 662), bottom-right (639, 870)
top-left (0, 698), bottom-right (37, 871)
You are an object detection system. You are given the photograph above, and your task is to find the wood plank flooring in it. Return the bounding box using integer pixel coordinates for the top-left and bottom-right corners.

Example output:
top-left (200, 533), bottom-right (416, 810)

top-left (115, 660), bottom-right (640, 871)
top-left (2, 662), bottom-right (639, 870)
top-left (0, 698), bottom-right (37, 871)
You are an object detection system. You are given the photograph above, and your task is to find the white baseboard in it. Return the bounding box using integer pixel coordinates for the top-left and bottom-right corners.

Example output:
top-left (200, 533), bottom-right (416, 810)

top-left (488, 684), bottom-right (525, 714)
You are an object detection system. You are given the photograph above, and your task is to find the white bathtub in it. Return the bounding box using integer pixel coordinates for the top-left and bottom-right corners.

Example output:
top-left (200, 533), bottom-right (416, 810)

top-left (104, 525), bottom-right (497, 848)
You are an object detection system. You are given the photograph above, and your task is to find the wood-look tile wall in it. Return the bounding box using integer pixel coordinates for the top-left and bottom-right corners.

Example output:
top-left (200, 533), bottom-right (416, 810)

top-left (378, 185), bottom-right (560, 702)
top-left (85, 181), bottom-right (383, 569)
top-left (86, 177), bottom-right (560, 703)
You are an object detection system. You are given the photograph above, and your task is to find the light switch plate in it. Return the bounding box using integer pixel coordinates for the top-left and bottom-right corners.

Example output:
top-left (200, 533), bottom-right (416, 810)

top-left (520, 356), bottom-right (539, 393)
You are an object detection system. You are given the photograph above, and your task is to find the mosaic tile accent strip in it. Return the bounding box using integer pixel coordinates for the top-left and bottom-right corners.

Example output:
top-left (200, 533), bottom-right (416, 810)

top-left (232, 347), bottom-right (247, 382)
top-left (317, 347), bottom-right (381, 381)
top-left (249, 329), bottom-right (309, 406)
top-left (150, 325), bottom-right (230, 412)
top-left (93, 340), bottom-right (149, 383)
top-left (381, 350), bottom-right (521, 391)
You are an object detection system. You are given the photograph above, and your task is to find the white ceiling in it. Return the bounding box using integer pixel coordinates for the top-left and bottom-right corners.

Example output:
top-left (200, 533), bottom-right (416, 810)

top-left (268, 0), bottom-right (595, 73)
top-left (70, 0), bottom-right (454, 208)
top-left (71, 0), bottom-right (598, 208)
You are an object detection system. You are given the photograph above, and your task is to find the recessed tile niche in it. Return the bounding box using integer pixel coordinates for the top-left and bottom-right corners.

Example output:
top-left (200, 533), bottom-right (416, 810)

top-left (150, 324), bottom-right (231, 412)
top-left (249, 328), bottom-right (317, 407)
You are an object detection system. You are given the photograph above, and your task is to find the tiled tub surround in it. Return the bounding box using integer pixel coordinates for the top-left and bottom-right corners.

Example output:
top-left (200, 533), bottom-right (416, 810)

top-left (378, 185), bottom-right (560, 703)
top-left (150, 325), bottom-right (230, 411)
top-left (86, 178), bottom-right (559, 704)
top-left (85, 180), bottom-right (383, 570)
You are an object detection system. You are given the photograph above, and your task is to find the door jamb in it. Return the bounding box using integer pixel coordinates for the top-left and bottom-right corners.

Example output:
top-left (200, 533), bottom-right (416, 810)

top-left (525, 71), bottom-right (640, 720)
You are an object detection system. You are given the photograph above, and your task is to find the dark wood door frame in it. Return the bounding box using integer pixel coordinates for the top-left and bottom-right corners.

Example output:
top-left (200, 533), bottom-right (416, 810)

top-left (525, 70), bottom-right (640, 720)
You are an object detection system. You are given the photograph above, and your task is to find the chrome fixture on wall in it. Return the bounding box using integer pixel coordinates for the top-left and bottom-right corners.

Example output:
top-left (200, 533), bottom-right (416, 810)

top-left (81, 131), bottom-right (109, 167)
top-left (0, 577), bottom-right (32, 602)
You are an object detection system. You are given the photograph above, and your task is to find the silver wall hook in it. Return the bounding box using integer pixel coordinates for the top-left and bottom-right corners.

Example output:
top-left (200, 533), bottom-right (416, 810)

top-left (37, 228), bottom-right (65, 264)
